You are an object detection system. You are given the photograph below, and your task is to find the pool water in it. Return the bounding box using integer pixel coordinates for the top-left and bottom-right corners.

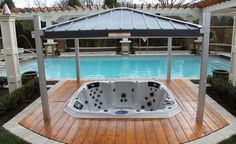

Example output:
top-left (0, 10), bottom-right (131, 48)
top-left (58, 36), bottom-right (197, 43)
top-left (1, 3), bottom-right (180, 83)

top-left (0, 55), bottom-right (230, 79)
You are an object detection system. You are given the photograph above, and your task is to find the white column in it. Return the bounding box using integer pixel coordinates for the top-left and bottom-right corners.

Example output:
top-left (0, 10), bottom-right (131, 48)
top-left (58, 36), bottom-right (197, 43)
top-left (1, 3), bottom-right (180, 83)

top-left (229, 16), bottom-right (236, 86)
top-left (33, 15), bottom-right (50, 122)
top-left (167, 37), bottom-right (172, 82)
top-left (45, 16), bottom-right (55, 44)
top-left (196, 11), bottom-right (211, 122)
top-left (197, 16), bottom-right (203, 42)
top-left (0, 5), bottom-right (22, 93)
top-left (44, 16), bottom-right (57, 56)
top-left (75, 39), bottom-right (80, 83)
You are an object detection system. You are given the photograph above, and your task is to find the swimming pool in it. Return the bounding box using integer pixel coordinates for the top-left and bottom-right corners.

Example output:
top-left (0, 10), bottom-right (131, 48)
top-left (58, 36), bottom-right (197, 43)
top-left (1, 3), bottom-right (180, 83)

top-left (0, 55), bottom-right (229, 79)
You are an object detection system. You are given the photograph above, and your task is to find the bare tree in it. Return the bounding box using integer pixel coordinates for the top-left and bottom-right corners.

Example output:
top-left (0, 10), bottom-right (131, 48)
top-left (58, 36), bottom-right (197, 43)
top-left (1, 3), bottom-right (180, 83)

top-left (53, 0), bottom-right (86, 7)
top-left (157, 0), bottom-right (198, 6)
top-left (53, 0), bottom-right (68, 7)
top-left (33, 0), bottom-right (47, 7)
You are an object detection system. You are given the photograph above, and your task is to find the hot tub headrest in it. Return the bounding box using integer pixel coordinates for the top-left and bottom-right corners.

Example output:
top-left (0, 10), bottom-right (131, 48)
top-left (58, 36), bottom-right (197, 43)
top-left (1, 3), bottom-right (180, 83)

top-left (73, 101), bottom-right (83, 110)
top-left (87, 82), bottom-right (100, 89)
top-left (148, 82), bottom-right (160, 89)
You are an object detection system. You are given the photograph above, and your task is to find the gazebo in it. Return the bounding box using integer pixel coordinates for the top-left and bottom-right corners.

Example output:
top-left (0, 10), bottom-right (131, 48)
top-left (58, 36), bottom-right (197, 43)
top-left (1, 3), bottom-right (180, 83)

top-left (33, 7), bottom-right (209, 122)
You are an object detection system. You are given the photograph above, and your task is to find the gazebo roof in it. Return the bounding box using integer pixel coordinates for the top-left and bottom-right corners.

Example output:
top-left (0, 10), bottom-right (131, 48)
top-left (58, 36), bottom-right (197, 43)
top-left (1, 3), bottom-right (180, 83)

top-left (43, 7), bottom-right (202, 39)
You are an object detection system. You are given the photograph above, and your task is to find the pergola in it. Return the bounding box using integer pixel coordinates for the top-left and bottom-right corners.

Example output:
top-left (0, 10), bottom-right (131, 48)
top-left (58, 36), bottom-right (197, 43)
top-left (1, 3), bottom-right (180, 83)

top-left (32, 7), bottom-right (209, 122)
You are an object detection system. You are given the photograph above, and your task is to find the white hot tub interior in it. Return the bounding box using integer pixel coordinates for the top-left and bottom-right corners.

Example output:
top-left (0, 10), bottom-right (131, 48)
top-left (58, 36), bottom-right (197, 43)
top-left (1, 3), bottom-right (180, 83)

top-left (65, 81), bottom-right (181, 118)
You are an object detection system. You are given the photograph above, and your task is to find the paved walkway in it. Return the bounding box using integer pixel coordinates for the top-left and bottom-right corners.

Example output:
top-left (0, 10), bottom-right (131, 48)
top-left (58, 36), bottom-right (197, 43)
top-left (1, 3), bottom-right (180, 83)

top-left (0, 53), bottom-right (35, 69)
top-left (210, 51), bottom-right (231, 58)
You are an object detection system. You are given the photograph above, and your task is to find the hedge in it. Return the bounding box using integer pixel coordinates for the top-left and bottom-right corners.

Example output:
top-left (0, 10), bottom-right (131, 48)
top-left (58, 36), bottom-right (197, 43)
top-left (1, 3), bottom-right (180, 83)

top-left (207, 76), bottom-right (236, 109)
top-left (0, 78), bottom-right (39, 117)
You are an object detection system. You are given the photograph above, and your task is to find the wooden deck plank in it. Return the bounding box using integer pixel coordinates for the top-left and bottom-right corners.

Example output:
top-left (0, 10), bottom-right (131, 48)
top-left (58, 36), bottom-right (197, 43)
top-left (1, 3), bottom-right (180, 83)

top-left (115, 120), bottom-right (126, 144)
top-left (152, 120), bottom-right (168, 144)
top-left (160, 119), bottom-right (179, 144)
top-left (28, 102), bottom-right (63, 132)
top-left (164, 81), bottom-right (210, 136)
top-left (54, 116), bottom-right (75, 141)
top-left (49, 81), bottom-right (78, 102)
top-left (83, 120), bottom-right (100, 144)
top-left (105, 120), bottom-right (118, 144)
top-left (179, 80), bottom-right (229, 127)
top-left (174, 80), bottom-right (219, 130)
top-left (19, 80), bottom-right (229, 144)
top-left (169, 116), bottom-right (188, 143)
top-left (126, 120), bottom-right (136, 144)
top-left (40, 103), bottom-right (68, 136)
top-left (134, 120), bottom-right (147, 144)
top-left (44, 112), bottom-right (69, 138)
top-left (19, 104), bottom-right (42, 126)
top-left (171, 80), bottom-right (213, 134)
top-left (63, 119), bottom-right (84, 143)
top-left (94, 120), bottom-right (109, 144)
top-left (72, 119), bottom-right (91, 144)
top-left (143, 120), bottom-right (157, 144)
top-left (175, 114), bottom-right (197, 141)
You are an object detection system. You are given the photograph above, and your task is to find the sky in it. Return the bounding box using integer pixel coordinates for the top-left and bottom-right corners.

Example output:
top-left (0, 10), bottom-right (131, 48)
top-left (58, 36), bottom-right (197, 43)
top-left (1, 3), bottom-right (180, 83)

top-left (13, 0), bottom-right (198, 8)
top-left (13, 0), bottom-right (58, 8)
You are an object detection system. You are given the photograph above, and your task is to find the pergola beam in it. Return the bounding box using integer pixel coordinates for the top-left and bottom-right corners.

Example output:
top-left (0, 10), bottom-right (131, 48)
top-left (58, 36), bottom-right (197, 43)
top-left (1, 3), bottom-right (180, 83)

top-left (203, 0), bottom-right (236, 12)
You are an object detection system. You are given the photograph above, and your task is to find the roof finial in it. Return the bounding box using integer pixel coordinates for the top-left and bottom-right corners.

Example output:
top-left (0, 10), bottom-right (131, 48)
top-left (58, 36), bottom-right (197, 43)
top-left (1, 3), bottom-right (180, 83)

top-left (2, 4), bottom-right (11, 15)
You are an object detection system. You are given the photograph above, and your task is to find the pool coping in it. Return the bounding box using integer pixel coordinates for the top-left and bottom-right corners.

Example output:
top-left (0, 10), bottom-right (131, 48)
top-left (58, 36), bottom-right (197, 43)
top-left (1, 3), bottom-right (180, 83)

top-left (3, 78), bottom-right (236, 144)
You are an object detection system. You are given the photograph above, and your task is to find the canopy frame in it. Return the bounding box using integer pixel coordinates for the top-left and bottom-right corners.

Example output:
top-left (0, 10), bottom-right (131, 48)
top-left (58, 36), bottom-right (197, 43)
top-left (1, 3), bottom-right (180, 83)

top-left (33, 8), bottom-right (209, 123)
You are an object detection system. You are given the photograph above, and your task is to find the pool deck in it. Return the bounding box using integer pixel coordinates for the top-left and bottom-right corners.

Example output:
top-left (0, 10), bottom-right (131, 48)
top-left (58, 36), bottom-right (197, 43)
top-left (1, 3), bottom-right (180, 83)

top-left (14, 79), bottom-right (231, 144)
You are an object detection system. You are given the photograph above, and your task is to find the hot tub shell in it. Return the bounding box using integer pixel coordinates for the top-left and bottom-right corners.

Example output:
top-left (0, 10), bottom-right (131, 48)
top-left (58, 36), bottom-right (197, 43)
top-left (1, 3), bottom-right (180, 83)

top-left (65, 80), bottom-right (181, 118)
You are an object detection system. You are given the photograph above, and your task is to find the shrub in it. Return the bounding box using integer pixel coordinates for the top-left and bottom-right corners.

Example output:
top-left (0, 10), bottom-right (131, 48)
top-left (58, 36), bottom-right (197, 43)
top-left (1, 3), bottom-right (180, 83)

top-left (190, 48), bottom-right (197, 54)
top-left (207, 75), bottom-right (214, 85)
top-left (0, 78), bottom-right (39, 117)
top-left (211, 78), bottom-right (234, 99)
top-left (130, 47), bottom-right (135, 54)
top-left (208, 76), bottom-right (236, 108)
top-left (0, 77), bottom-right (7, 88)
top-left (116, 46), bottom-right (121, 54)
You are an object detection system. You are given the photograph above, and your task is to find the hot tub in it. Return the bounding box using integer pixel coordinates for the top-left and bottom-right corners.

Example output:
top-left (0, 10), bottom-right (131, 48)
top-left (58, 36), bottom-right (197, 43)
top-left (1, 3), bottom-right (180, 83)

top-left (64, 80), bottom-right (181, 118)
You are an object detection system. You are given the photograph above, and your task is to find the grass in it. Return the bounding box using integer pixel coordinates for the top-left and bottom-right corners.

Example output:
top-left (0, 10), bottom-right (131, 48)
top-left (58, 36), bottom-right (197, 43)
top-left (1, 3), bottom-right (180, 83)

top-left (0, 127), bottom-right (30, 144)
top-left (218, 134), bottom-right (236, 144)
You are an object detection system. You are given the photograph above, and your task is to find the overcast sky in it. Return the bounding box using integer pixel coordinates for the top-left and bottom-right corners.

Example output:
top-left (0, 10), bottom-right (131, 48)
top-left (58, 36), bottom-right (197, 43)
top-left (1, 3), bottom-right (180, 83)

top-left (13, 0), bottom-right (198, 8)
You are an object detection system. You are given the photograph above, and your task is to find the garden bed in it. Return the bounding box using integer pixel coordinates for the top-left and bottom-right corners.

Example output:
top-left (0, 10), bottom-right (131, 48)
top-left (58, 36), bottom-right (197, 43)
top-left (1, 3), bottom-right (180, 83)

top-left (0, 93), bottom-right (39, 126)
top-left (0, 80), bottom-right (40, 126)
top-left (0, 79), bottom-right (58, 126)
top-left (191, 78), bottom-right (236, 117)
top-left (207, 86), bottom-right (236, 117)
top-left (0, 77), bottom-right (59, 144)
top-left (0, 88), bottom-right (8, 98)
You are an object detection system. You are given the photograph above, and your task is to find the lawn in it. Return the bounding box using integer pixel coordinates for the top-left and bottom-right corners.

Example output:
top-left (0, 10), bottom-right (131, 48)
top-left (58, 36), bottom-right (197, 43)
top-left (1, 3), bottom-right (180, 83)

top-left (0, 127), bottom-right (30, 144)
top-left (218, 134), bottom-right (236, 144)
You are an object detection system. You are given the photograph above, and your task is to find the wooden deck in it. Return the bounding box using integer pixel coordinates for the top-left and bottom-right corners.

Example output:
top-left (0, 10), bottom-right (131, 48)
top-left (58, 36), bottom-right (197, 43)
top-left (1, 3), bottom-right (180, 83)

top-left (19, 80), bottom-right (229, 144)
